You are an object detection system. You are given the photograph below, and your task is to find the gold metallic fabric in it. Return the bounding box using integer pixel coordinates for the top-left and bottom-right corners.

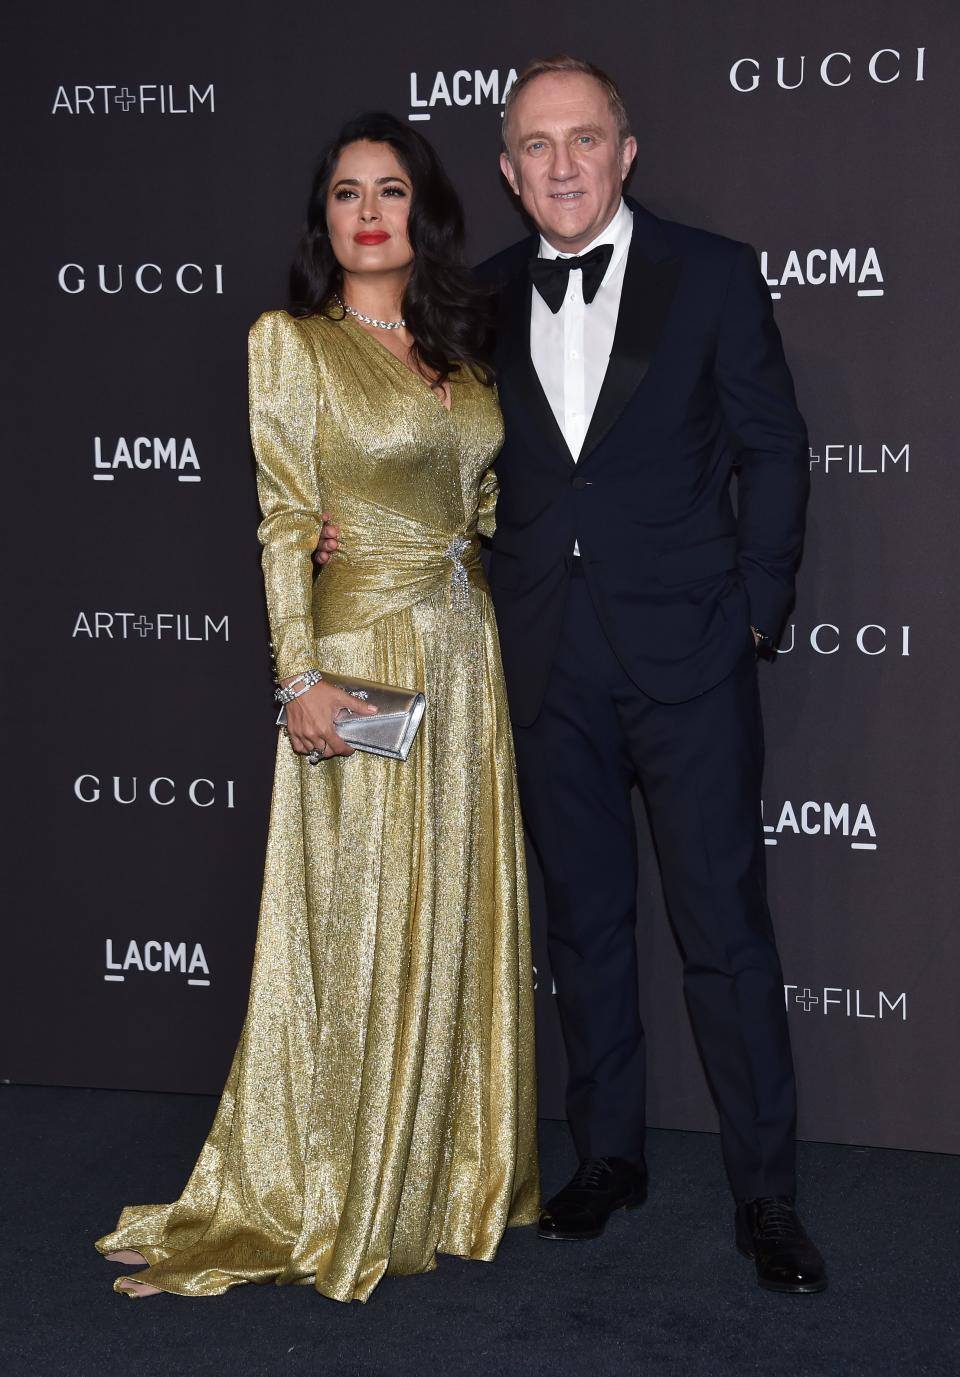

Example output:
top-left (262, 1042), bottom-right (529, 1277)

top-left (95, 311), bottom-right (539, 1302)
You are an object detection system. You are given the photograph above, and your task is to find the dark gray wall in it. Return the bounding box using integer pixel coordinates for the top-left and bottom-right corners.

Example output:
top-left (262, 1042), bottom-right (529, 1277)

top-left (3, 0), bottom-right (957, 1153)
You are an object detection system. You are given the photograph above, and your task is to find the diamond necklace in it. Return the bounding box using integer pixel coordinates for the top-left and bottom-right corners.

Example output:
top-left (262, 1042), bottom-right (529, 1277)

top-left (334, 293), bottom-right (406, 331)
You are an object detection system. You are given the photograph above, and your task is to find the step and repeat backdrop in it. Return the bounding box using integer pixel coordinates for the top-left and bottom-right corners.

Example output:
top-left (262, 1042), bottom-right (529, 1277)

top-left (3, 1), bottom-right (957, 1154)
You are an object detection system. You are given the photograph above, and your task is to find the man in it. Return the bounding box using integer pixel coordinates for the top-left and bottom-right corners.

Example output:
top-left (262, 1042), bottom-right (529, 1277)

top-left (318, 56), bottom-right (826, 1294)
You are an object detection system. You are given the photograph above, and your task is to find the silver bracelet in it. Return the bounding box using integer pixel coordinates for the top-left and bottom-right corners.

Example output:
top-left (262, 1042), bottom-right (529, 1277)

top-left (274, 668), bottom-right (323, 704)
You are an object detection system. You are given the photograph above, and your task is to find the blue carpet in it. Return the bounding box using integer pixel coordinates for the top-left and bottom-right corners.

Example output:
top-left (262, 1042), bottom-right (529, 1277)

top-left (3, 1085), bottom-right (958, 1376)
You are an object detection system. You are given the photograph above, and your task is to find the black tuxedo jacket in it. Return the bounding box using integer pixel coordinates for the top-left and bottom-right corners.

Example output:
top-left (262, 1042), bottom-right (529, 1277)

top-left (476, 197), bottom-right (809, 725)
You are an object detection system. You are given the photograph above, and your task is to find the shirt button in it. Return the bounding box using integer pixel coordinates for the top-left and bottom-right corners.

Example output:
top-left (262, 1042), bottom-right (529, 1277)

top-left (570, 350), bottom-right (578, 359)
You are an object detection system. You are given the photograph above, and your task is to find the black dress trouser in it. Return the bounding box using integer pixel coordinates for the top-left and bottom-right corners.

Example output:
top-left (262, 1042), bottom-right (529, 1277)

top-left (511, 572), bottom-right (797, 1202)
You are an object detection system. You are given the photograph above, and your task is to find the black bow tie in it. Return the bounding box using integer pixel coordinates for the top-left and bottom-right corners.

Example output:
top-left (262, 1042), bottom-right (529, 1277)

top-left (529, 243), bottom-right (614, 313)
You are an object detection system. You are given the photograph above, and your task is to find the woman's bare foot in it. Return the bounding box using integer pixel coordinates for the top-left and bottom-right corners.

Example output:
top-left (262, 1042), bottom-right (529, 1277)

top-left (106, 1248), bottom-right (162, 1294)
top-left (116, 1279), bottom-right (163, 1298)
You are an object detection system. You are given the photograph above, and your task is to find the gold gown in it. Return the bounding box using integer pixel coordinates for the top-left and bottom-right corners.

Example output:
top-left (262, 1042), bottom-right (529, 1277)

top-left (95, 309), bottom-right (539, 1303)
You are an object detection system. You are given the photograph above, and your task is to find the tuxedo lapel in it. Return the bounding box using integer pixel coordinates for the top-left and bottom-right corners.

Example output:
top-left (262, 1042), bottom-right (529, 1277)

top-left (493, 203), bottom-right (681, 469)
top-left (497, 249), bottom-right (576, 470)
top-left (579, 211), bottom-right (681, 463)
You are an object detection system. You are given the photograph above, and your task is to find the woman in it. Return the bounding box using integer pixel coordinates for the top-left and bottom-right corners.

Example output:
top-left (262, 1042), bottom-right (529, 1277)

top-left (95, 113), bottom-right (539, 1303)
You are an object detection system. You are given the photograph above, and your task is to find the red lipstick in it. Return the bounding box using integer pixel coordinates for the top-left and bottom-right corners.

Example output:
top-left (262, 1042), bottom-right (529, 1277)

top-left (354, 231), bottom-right (390, 245)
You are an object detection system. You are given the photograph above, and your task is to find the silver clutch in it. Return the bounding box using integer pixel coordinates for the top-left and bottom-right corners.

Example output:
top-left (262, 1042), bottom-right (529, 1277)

top-left (275, 673), bottom-right (426, 761)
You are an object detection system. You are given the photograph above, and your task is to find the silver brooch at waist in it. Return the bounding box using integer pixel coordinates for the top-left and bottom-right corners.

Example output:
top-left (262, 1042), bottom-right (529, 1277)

top-left (444, 535), bottom-right (471, 611)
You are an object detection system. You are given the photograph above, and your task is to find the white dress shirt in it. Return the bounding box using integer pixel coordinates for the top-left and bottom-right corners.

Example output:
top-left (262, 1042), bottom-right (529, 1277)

top-left (530, 197), bottom-right (634, 463)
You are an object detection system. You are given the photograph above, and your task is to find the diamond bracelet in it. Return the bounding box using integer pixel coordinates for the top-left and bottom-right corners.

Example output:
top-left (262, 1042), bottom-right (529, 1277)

top-left (273, 669), bottom-right (324, 704)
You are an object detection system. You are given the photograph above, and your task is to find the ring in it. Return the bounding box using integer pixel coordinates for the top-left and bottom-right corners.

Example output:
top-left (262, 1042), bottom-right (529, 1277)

top-left (307, 744), bottom-right (326, 765)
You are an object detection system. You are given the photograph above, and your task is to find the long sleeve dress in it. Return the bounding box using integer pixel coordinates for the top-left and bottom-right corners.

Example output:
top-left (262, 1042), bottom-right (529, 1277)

top-left (95, 309), bottom-right (539, 1303)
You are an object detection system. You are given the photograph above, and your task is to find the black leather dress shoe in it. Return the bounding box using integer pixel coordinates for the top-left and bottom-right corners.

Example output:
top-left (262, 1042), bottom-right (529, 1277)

top-left (736, 1197), bottom-right (828, 1293)
top-left (538, 1157), bottom-right (648, 1241)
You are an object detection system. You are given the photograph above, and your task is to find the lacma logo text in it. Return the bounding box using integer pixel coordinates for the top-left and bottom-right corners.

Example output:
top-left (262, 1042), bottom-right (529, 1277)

top-left (760, 247), bottom-right (883, 300)
top-left (92, 436), bottom-right (201, 483)
top-left (104, 939), bottom-right (211, 986)
top-left (763, 800), bottom-right (878, 850)
top-left (407, 68), bottom-right (517, 121)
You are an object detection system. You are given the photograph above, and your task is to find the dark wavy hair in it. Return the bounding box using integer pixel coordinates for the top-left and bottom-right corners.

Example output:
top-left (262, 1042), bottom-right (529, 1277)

top-left (289, 112), bottom-right (494, 386)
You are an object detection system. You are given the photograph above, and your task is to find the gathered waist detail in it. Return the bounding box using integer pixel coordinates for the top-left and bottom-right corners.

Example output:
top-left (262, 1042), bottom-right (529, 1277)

top-left (312, 492), bottom-right (483, 637)
top-left (444, 534), bottom-right (475, 611)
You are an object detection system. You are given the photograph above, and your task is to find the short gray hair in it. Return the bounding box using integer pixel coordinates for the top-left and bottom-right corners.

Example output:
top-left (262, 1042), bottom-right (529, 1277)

top-left (502, 55), bottom-right (632, 155)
